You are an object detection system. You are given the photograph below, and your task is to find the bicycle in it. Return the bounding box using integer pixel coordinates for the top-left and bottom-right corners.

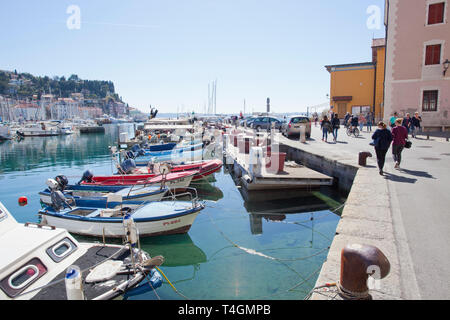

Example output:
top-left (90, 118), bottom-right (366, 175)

top-left (346, 126), bottom-right (360, 138)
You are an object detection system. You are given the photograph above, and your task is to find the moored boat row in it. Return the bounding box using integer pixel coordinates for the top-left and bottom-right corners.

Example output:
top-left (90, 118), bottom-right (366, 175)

top-left (0, 123), bottom-right (223, 300)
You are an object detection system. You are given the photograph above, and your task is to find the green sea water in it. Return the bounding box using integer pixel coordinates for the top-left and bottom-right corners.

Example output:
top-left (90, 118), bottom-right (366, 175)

top-left (0, 124), bottom-right (343, 300)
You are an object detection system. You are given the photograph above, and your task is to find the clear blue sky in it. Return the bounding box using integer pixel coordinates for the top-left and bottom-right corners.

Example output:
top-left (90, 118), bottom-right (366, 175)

top-left (0, 0), bottom-right (385, 114)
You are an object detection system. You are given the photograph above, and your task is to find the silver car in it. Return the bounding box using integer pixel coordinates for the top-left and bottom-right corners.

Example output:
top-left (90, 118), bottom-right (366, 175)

top-left (282, 116), bottom-right (311, 138)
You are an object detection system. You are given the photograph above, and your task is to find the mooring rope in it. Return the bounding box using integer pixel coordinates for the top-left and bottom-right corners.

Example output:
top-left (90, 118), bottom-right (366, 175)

top-left (204, 211), bottom-right (331, 263)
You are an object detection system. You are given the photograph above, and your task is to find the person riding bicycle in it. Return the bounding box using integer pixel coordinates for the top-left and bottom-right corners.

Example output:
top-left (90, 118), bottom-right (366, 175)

top-left (344, 113), bottom-right (351, 128)
top-left (350, 114), bottom-right (359, 133)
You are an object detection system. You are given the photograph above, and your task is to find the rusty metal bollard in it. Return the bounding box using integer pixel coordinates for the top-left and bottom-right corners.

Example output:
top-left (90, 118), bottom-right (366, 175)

top-left (339, 244), bottom-right (390, 300)
top-left (358, 151), bottom-right (372, 166)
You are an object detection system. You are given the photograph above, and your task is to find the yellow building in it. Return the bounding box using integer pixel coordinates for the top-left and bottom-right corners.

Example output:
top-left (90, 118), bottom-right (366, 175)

top-left (325, 39), bottom-right (386, 120)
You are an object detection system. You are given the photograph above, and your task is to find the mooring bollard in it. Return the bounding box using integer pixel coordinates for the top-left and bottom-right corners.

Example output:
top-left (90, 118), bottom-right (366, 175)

top-left (299, 125), bottom-right (306, 143)
top-left (358, 152), bottom-right (372, 166)
top-left (339, 244), bottom-right (390, 300)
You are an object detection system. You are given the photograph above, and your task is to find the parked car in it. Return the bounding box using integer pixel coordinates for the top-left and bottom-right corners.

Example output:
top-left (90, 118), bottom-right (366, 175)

top-left (250, 117), bottom-right (284, 131)
top-left (281, 116), bottom-right (311, 138)
top-left (239, 116), bottom-right (257, 127)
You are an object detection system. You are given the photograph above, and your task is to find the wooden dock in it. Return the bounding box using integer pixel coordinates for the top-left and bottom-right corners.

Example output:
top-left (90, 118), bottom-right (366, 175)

top-left (224, 142), bottom-right (333, 191)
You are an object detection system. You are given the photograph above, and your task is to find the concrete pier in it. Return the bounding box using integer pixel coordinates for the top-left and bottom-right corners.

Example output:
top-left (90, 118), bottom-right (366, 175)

top-left (224, 135), bottom-right (333, 191)
top-left (276, 125), bottom-right (450, 300)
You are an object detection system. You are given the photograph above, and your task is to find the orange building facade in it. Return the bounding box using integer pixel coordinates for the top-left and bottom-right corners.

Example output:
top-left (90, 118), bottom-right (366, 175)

top-left (325, 39), bottom-right (386, 120)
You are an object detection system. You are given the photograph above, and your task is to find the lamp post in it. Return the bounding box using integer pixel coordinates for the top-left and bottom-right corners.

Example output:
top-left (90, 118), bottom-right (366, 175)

top-left (443, 59), bottom-right (450, 76)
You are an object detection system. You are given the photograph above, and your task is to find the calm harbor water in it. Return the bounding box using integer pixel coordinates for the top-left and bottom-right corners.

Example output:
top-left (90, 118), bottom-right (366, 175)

top-left (0, 124), bottom-right (344, 300)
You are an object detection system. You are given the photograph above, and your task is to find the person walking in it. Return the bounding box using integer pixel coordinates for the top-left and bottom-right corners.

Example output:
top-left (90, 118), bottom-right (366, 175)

top-left (366, 112), bottom-right (374, 132)
top-left (391, 118), bottom-right (409, 169)
top-left (321, 115), bottom-right (332, 142)
top-left (371, 122), bottom-right (393, 175)
top-left (410, 112), bottom-right (422, 138)
top-left (358, 113), bottom-right (366, 132)
top-left (402, 113), bottom-right (412, 137)
top-left (389, 112), bottom-right (399, 129)
top-left (331, 113), bottom-right (340, 142)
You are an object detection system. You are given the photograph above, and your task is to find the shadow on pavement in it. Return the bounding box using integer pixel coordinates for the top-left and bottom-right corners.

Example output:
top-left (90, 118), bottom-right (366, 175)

top-left (399, 168), bottom-right (436, 179)
top-left (383, 172), bottom-right (417, 184)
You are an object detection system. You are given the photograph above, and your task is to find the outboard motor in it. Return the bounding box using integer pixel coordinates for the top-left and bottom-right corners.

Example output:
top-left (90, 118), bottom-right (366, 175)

top-left (55, 175), bottom-right (69, 191)
top-left (126, 151), bottom-right (136, 160)
top-left (120, 159), bottom-right (137, 174)
top-left (50, 190), bottom-right (72, 212)
top-left (131, 144), bottom-right (141, 153)
top-left (77, 170), bottom-right (94, 185)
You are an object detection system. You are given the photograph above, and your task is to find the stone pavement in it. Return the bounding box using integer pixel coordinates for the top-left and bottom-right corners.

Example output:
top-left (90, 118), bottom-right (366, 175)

top-left (275, 124), bottom-right (450, 300)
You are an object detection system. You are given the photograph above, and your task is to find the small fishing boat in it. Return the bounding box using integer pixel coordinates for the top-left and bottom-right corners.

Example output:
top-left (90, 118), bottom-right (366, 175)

top-left (0, 201), bottom-right (164, 300)
top-left (139, 143), bottom-right (204, 157)
top-left (38, 176), bottom-right (168, 206)
top-left (134, 144), bottom-right (217, 165)
top-left (79, 170), bottom-right (196, 189)
top-left (124, 159), bottom-right (223, 182)
top-left (133, 139), bottom-right (201, 153)
top-left (38, 189), bottom-right (204, 238)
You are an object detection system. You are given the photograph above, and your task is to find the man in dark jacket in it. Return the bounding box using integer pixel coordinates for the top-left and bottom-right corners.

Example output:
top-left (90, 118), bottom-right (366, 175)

top-left (372, 122), bottom-right (393, 175)
top-left (410, 112), bottom-right (422, 138)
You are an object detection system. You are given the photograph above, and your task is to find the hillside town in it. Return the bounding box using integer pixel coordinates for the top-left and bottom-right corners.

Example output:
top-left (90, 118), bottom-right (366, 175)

top-left (0, 70), bottom-right (147, 123)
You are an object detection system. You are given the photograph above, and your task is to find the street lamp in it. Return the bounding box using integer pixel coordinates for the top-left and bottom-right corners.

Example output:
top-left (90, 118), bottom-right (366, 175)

top-left (444, 59), bottom-right (450, 76)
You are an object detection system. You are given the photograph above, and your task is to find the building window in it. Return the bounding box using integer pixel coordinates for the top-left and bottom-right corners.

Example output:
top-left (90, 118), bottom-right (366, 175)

top-left (423, 90), bottom-right (438, 111)
top-left (425, 44), bottom-right (442, 65)
top-left (428, 2), bottom-right (445, 25)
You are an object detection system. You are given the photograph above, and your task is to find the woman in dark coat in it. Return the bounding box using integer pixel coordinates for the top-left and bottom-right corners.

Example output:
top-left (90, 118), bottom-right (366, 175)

top-left (391, 118), bottom-right (409, 169)
top-left (321, 116), bottom-right (332, 142)
top-left (331, 113), bottom-right (340, 142)
top-left (371, 122), bottom-right (393, 176)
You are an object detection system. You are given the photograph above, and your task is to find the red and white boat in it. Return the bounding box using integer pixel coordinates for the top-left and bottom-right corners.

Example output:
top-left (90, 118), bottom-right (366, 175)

top-left (127, 159), bottom-right (223, 182)
top-left (81, 171), bottom-right (197, 189)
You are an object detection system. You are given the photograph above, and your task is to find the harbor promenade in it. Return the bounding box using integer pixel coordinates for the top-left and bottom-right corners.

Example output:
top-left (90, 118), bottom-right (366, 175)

top-left (276, 124), bottom-right (450, 300)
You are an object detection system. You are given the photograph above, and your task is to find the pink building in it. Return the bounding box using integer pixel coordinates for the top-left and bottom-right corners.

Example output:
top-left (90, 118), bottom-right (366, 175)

top-left (384, 0), bottom-right (450, 131)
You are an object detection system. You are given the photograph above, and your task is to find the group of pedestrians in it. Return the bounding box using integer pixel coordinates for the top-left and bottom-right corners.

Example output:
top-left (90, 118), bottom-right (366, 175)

top-left (342, 112), bottom-right (375, 133)
top-left (372, 117), bottom-right (410, 176)
top-left (389, 111), bottom-right (422, 138)
top-left (317, 110), bottom-right (419, 176)
top-left (320, 114), bottom-right (341, 142)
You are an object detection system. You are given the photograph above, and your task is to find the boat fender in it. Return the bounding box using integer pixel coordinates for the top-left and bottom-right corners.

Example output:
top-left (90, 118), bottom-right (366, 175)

top-left (65, 265), bottom-right (84, 300)
top-left (18, 196), bottom-right (28, 206)
top-left (123, 215), bottom-right (138, 246)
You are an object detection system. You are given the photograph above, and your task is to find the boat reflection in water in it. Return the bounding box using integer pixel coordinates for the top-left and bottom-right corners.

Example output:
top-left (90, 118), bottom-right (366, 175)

top-left (227, 164), bottom-right (345, 236)
top-left (140, 234), bottom-right (207, 267)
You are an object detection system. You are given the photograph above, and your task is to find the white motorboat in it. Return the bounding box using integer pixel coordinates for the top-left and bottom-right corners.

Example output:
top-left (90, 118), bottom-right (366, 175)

top-left (16, 123), bottom-right (61, 137)
top-left (38, 192), bottom-right (205, 238)
top-left (0, 202), bottom-right (164, 300)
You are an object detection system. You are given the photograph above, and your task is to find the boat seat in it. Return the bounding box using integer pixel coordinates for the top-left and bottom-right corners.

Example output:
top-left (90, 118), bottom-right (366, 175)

top-left (100, 208), bottom-right (123, 218)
